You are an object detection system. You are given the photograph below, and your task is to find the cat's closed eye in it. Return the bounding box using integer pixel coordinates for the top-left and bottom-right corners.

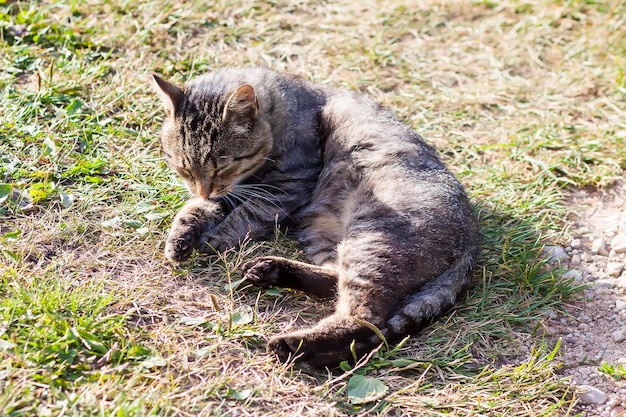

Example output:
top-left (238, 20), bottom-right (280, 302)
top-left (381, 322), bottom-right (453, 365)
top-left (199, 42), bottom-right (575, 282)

top-left (217, 156), bottom-right (232, 165)
top-left (177, 168), bottom-right (193, 179)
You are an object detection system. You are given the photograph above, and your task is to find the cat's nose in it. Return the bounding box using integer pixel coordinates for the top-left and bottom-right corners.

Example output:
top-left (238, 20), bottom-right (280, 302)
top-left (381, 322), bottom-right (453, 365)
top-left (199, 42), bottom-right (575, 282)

top-left (196, 183), bottom-right (211, 198)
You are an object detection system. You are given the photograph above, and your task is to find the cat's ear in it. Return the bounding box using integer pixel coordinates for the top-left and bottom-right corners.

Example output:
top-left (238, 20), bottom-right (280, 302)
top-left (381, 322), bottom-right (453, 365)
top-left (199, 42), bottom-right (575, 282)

top-left (222, 84), bottom-right (259, 121)
top-left (151, 75), bottom-right (184, 118)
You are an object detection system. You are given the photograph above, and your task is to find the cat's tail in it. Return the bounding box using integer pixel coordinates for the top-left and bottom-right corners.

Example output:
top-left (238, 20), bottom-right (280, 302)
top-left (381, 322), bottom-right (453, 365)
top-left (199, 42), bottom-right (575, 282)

top-left (381, 244), bottom-right (480, 344)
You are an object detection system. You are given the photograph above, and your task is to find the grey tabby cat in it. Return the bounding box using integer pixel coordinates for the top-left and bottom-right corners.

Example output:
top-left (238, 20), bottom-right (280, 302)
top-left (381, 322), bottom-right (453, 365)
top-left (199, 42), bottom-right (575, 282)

top-left (151, 67), bottom-right (480, 367)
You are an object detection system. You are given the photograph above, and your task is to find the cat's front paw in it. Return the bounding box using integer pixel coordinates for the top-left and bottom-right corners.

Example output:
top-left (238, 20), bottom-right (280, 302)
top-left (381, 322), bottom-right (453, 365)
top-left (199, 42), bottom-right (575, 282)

top-left (242, 257), bottom-right (281, 287)
top-left (196, 233), bottom-right (227, 255)
top-left (164, 228), bottom-right (197, 262)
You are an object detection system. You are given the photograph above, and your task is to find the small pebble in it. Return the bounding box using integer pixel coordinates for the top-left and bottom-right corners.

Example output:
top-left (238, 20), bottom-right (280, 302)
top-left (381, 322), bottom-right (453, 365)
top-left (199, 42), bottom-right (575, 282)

top-left (563, 270), bottom-right (582, 281)
top-left (582, 252), bottom-right (594, 262)
top-left (612, 234), bottom-right (626, 254)
top-left (570, 238), bottom-right (583, 249)
top-left (608, 262), bottom-right (626, 278)
top-left (596, 279), bottom-right (617, 289)
top-left (578, 385), bottom-right (608, 404)
top-left (616, 300), bottom-right (626, 311)
top-left (570, 254), bottom-right (582, 266)
top-left (592, 237), bottom-right (609, 256)
top-left (543, 245), bottom-right (570, 263)
top-left (612, 329), bottom-right (626, 343)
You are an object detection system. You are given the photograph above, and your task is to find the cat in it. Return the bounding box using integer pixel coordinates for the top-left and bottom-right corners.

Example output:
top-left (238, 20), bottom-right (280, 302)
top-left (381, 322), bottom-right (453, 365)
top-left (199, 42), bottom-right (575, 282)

top-left (150, 67), bottom-right (480, 368)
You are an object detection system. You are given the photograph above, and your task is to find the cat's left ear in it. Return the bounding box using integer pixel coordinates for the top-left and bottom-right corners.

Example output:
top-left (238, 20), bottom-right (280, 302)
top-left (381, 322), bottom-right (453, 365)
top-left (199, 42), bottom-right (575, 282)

top-left (223, 84), bottom-right (259, 121)
top-left (151, 74), bottom-right (184, 118)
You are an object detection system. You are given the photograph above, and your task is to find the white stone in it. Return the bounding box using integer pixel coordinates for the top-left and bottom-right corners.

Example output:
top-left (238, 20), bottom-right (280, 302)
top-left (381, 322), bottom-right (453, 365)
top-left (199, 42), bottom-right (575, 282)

top-left (611, 234), bottom-right (626, 254)
top-left (596, 279), bottom-right (616, 289)
top-left (578, 385), bottom-right (608, 404)
top-left (612, 329), bottom-right (626, 343)
top-left (582, 252), bottom-right (594, 262)
top-left (608, 262), bottom-right (625, 278)
top-left (616, 300), bottom-right (626, 311)
top-left (570, 238), bottom-right (583, 249)
top-left (563, 270), bottom-right (582, 281)
top-left (570, 254), bottom-right (581, 266)
top-left (543, 245), bottom-right (570, 263)
top-left (592, 237), bottom-right (609, 256)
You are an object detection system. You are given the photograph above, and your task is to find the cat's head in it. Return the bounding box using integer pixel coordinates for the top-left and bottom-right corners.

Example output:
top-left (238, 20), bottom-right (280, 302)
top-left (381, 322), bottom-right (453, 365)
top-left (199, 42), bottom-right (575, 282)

top-left (151, 74), bottom-right (273, 198)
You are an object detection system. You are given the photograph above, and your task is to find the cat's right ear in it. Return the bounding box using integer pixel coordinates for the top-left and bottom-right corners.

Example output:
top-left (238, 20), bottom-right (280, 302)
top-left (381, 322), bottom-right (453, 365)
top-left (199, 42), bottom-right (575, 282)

top-left (151, 75), bottom-right (184, 118)
top-left (222, 84), bottom-right (259, 122)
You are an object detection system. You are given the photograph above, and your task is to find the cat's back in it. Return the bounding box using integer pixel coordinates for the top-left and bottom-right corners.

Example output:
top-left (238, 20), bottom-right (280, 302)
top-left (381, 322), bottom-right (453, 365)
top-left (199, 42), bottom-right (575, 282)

top-left (187, 67), bottom-right (318, 107)
top-left (309, 87), bottom-right (478, 274)
top-left (319, 88), bottom-right (464, 203)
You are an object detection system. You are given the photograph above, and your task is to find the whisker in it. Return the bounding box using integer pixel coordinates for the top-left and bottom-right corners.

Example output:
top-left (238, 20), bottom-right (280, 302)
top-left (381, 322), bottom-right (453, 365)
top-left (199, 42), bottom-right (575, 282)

top-left (235, 183), bottom-right (286, 194)
top-left (235, 189), bottom-right (286, 211)
top-left (230, 188), bottom-right (288, 216)
top-left (230, 190), bottom-right (275, 215)
top-left (222, 195), bottom-right (237, 210)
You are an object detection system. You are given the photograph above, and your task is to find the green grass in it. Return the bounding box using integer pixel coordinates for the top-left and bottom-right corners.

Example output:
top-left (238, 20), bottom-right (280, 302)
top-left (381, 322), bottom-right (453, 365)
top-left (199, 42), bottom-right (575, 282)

top-left (1, 0), bottom-right (625, 415)
top-left (599, 362), bottom-right (626, 381)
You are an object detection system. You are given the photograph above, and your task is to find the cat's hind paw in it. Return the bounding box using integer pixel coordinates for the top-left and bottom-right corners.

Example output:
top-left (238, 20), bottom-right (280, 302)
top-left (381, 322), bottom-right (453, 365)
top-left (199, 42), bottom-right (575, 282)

top-left (266, 316), bottom-right (384, 368)
top-left (242, 257), bottom-right (281, 288)
top-left (267, 332), bottom-right (364, 368)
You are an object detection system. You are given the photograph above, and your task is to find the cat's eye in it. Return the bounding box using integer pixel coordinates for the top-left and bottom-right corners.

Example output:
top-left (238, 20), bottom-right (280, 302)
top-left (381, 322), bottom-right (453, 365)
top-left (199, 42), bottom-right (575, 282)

top-left (178, 168), bottom-right (193, 179)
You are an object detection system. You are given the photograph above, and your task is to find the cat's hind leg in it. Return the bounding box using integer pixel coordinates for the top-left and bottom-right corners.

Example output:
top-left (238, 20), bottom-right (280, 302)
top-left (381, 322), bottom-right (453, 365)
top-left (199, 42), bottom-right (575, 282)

top-left (260, 235), bottom-right (401, 367)
top-left (267, 314), bottom-right (381, 367)
top-left (243, 256), bottom-right (337, 299)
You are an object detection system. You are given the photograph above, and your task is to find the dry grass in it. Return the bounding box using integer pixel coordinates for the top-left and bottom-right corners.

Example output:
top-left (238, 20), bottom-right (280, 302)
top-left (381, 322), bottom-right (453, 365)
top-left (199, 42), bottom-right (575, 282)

top-left (1, 0), bottom-right (625, 415)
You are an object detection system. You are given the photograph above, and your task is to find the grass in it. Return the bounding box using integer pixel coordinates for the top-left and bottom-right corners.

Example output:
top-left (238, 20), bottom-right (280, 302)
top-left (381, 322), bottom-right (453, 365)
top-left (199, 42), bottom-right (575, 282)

top-left (1, 0), bottom-right (625, 415)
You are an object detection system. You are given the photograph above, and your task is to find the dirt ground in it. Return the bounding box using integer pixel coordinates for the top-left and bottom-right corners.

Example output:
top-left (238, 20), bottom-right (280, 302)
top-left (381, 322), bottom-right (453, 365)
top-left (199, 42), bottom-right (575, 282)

top-left (550, 177), bottom-right (626, 416)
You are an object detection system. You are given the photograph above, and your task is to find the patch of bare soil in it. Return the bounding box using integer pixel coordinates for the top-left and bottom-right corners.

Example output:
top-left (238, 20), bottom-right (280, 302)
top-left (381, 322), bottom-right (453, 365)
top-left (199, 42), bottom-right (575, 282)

top-left (548, 177), bottom-right (626, 416)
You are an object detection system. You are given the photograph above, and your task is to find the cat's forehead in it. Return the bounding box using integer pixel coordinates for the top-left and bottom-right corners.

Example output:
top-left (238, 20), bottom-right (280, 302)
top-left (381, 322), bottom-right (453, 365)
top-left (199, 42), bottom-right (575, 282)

top-left (180, 90), bottom-right (223, 117)
top-left (173, 95), bottom-right (224, 141)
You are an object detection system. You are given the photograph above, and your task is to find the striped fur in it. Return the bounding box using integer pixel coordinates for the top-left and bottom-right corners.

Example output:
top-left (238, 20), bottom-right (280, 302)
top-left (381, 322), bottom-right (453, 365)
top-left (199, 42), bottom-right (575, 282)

top-left (151, 67), bottom-right (480, 367)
